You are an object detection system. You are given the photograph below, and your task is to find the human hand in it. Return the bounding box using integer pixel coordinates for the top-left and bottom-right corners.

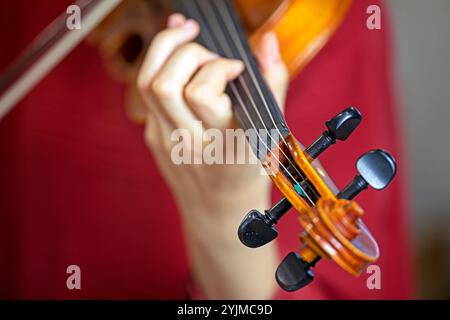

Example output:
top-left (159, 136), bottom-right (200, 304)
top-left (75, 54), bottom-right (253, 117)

top-left (137, 13), bottom-right (288, 299)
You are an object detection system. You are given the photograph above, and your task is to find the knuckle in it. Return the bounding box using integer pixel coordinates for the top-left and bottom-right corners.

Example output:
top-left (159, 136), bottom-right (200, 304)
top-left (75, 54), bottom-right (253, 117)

top-left (176, 42), bottom-right (211, 60)
top-left (179, 42), bottom-right (203, 54)
top-left (185, 83), bottom-right (210, 105)
top-left (212, 57), bottom-right (229, 67)
top-left (203, 57), bottom-right (227, 71)
top-left (152, 28), bottom-right (175, 48)
top-left (202, 58), bottom-right (240, 81)
top-left (151, 78), bottom-right (175, 98)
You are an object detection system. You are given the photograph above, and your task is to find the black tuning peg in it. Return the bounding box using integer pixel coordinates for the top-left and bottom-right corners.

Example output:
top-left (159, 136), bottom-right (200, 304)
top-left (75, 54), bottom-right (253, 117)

top-left (238, 197), bottom-right (292, 248)
top-left (338, 149), bottom-right (397, 200)
top-left (275, 252), bottom-right (318, 292)
top-left (305, 107), bottom-right (362, 159)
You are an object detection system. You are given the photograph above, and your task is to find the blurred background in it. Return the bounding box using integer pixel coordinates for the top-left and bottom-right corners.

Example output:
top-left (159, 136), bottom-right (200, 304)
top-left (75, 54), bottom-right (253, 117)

top-left (390, 0), bottom-right (450, 299)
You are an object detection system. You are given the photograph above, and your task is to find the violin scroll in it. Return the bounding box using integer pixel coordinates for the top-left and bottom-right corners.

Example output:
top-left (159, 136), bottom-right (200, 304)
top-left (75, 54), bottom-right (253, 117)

top-left (277, 198), bottom-right (365, 291)
top-left (238, 106), bottom-right (398, 292)
top-left (275, 150), bottom-right (397, 291)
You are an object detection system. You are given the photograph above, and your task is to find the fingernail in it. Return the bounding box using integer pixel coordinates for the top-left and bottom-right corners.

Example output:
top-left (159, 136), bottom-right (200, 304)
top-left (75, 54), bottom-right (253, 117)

top-left (167, 13), bottom-right (185, 28)
top-left (183, 19), bottom-right (198, 31)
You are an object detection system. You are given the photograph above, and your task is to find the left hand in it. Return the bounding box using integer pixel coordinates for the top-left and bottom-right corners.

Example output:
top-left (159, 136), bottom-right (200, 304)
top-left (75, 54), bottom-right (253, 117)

top-left (137, 13), bottom-right (289, 299)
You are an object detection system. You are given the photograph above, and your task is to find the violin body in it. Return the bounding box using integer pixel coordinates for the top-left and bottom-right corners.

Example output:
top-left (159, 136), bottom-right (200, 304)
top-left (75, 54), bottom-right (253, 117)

top-left (238, 0), bottom-right (352, 77)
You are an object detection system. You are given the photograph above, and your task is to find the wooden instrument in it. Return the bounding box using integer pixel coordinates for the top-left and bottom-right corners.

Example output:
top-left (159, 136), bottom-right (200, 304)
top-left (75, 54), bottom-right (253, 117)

top-left (0, 0), bottom-right (397, 292)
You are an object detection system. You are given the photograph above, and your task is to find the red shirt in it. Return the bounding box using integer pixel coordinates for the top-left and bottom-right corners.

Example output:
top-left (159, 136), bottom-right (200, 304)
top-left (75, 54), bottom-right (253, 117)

top-left (0, 0), bottom-right (413, 299)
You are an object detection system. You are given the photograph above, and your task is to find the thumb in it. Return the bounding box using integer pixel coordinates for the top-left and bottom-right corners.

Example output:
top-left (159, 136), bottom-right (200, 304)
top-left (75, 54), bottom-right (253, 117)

top-left (254, 32), bottom-right (289, 111)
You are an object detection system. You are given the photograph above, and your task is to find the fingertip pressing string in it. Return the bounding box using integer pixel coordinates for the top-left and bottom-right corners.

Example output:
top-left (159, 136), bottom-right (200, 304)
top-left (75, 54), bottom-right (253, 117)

top-left (178, 0), bottom-right (320, 206)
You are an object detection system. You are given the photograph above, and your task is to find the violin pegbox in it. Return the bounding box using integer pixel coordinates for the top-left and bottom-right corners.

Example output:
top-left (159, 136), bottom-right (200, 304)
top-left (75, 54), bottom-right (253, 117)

top-left (237, 107), bottom-right (398, 292)
top-left (238, 107), bottom-right (363, 248)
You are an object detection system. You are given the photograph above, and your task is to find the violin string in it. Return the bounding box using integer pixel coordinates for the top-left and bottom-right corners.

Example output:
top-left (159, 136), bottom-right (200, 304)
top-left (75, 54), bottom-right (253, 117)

top-left (176, 1), bottom-right (296, 184)
top-left (179, 0), bottom-right (316, 206)
top-left (205, 0), bottom-right (321, 203)
top-left (197, 0), bottom-right (320, 204)
top-left (178, 1), bottom-right (290, 179)
top-left (212, 0), bottom-right (290, 148)
top-left (188, 0), bottom-right (317, 206)
top-left (199, 1), bottom-right (284, 150)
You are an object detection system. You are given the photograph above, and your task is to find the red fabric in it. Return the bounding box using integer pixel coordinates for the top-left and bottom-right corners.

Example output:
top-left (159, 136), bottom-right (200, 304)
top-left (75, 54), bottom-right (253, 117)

top-left (0, 0), bottom-right (413, 299)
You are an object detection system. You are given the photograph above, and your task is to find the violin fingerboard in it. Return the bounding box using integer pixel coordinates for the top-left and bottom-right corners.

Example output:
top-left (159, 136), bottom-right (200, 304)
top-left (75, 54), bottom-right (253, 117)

top-left (171, 0), bottom-right (290, 160)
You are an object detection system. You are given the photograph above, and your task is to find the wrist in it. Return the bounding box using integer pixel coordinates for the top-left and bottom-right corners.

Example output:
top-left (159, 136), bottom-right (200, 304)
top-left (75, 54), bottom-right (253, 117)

top-left (178, 176), bottom-right (270, 220)
top-left (178, 178), bottom-right (271, 245)
top-left (175, 178), bottom-right (278, 299)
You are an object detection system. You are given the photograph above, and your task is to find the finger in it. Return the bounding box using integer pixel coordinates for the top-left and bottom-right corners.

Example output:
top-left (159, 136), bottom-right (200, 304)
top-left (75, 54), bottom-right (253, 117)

top-left (143, 104), bottom-right (160, 150)
top-left (137, 15), bottom-right (199, 90)
top-left (150, 42), bottom-right (218, 129)
top-left (167, 13), bottom-right (186, 28)
top-left (184, 58), bottom-right (244, 128)
top-left (254, 32), bottom-right (289, 110)
top-left (144, 105), bottom-right (172, 153)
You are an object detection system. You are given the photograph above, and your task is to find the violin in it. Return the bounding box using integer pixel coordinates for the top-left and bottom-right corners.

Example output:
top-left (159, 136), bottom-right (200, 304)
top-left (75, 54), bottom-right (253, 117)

top-left (0, 0), bottom-right (397, 292)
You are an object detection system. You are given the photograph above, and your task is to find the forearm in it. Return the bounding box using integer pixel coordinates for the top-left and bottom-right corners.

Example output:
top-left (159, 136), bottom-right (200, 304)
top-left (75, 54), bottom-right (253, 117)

top-left (179, 183), bottom-right (279, 299)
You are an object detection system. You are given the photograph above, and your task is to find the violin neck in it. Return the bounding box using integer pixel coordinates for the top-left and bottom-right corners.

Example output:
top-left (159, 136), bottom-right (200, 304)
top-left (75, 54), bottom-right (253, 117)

top-left (172, 0), bottom-right (290, 159)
